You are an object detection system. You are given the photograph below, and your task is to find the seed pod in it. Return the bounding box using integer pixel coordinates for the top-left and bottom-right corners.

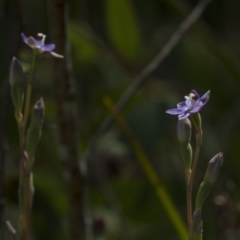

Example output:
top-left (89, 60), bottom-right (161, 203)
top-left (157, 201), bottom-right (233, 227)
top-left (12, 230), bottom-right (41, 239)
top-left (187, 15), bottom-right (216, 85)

top-left (177, 118), bottom-right (192, 170)
top-left (195, 152), bottom-right (223, 209)
top-left (177, 118), bottom-right (191, 144)
top-left (204, 152), bottom-right (223, 183)
top-left (25, 98), bottom-right (45, 158)
top-left (9, 57), bottom-right (25, 113)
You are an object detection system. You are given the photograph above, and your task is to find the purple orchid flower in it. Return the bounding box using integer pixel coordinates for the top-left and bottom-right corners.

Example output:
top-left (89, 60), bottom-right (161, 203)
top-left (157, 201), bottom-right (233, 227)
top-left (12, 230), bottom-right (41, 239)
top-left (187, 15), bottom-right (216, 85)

top-left (166, 90), bottom-right (210, 120)
top-left (21, 33), bottom-right (64, 58)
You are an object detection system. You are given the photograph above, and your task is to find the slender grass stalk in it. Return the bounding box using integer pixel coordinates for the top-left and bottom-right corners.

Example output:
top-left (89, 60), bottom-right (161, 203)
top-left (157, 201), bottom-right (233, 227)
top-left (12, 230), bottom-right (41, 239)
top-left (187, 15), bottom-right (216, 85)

top-left (23, 52), bottom-right (39, 131)
top-left (177, 118), bottom-right (192, 232)
top-left (17, 52), bottom-right (39, 240)
top-left (187, 127), bottom-right (202, 231)
top-left (103, 96), bottom-right (188, 240)
top-left (185, 170), bottom-right (191, 231)
top-left (22, 84), bottom-right (32, 131)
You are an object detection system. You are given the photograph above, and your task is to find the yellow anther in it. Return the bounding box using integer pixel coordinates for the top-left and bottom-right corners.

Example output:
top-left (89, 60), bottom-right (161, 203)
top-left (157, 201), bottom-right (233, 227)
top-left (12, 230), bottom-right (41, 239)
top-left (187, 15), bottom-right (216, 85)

top-left (189, 93), bottom-right (195, 98)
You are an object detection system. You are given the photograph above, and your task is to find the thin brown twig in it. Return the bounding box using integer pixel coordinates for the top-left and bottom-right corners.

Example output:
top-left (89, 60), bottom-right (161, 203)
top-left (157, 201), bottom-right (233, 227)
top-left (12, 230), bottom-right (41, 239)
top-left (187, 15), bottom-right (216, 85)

top-left (84, 0), bottom-right (212, 163)
top-left (50, 1), bottom-right (87, 239)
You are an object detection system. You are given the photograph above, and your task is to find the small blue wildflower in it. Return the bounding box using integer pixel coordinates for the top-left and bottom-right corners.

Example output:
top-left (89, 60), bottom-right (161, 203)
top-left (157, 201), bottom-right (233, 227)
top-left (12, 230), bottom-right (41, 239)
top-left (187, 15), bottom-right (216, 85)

top-left (166, 90), bottom-right (210, 120)
top-left (21, 33), bottom-right (63, 58)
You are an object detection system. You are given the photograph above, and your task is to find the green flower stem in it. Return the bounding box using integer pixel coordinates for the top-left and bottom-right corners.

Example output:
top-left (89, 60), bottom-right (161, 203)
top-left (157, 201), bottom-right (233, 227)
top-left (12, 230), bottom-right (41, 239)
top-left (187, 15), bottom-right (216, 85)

top-left (190, 128), bottom-right (202, 184)
top-left (21, 171), bottom-right (33, 240)
top-left (187, 127), bottom-right (203, 230)
top-left (18, 52), bottom-right (39, 240)
top-left (185, 169), bottom-right (191, 232)
top-left (22, 83), bottom-right (32, 131)
top-left (23, 52), bottom-right (39, 131)
top-left (18, 126), bottom-right (27, 240)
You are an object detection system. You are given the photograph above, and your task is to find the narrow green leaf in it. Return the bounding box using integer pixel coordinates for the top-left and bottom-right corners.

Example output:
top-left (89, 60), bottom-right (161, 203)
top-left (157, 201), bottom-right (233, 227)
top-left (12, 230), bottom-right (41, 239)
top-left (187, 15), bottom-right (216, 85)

top-left (105, 0), bottom-right (141, 60)
top-left (69, 24), bottom-right (98, 62)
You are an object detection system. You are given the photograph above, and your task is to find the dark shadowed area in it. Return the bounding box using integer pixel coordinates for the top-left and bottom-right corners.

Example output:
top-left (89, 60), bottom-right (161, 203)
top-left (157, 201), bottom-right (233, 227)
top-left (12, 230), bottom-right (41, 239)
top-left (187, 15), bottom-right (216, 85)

top-left (0, 0), bottom-right (240, 239)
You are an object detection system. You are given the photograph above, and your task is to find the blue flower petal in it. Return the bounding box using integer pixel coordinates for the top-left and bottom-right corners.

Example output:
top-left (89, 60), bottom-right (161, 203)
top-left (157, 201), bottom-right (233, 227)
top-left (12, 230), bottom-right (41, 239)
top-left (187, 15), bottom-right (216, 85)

top-left (166, 108), bottom-right (185, 115)
top-left (27, 37), bottom-right (40, 49)
top-left (166, 90), bottom-right (210, 119)
top-left (190, 106), bottom-right (203, 113)
top-left (177, 101), bottom-right (186, 108)
top-left (179, 112), bottom-right (190, 120)
top-left (21, 33), bottom-right (64, 58)
top-left (21, 33), bottom-right (28, 44)
top-left (199, 90), bottom-right (210, 105)
top-left (42, 44), bottom-right (55, 52)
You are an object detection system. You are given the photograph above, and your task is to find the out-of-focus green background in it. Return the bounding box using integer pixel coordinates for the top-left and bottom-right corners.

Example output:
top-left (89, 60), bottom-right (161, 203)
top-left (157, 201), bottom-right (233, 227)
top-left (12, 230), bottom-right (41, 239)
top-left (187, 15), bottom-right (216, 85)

top-left (1, 0), bottom-right (240, 239)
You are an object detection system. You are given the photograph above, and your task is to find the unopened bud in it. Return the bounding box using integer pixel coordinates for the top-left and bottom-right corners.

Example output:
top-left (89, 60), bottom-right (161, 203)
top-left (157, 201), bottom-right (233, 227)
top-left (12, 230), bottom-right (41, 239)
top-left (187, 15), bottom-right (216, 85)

top-left (195, 152), bottom-right (223, 209)
top-left (189, 209), bottom-right (202, 240)
top-left (180, 143), bottom-right (192, 170)
top-left (25, 98), bottom-right (44, 157)
top-left (204, 152), bottom-right (223, 183)
top-left (195, 181), bottom-right (211, 210)
top-left (9, 57), bottom-right (25, 113)
top-left (177, 118), bottom-right (191, 143)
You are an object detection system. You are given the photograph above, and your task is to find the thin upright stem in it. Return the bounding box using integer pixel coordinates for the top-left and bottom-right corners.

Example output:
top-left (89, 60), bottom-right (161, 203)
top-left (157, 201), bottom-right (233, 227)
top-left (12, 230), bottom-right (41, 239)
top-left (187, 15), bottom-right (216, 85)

top-left (23, 51), bottom-right (39, 130)
top-left (190, 128), bottom-right (202, 185)
top-left (23, 172), bottom-right (32, 240)
top-left (18, 124), bottom-right (25, 238)
top-left (18, 52), bottom-right (38, 240)
top-left (185, 170), bottom-right (191, 232)
top-left (23, 83), bottom-right (32, 131)
top-left (187, 128), bottom-right (203, 230)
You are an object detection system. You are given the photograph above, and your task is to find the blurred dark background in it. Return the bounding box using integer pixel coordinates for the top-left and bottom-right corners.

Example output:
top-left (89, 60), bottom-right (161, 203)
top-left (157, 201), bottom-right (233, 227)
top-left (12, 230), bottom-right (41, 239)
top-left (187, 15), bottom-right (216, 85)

top-left (1, 0), bottom-right (240, 239)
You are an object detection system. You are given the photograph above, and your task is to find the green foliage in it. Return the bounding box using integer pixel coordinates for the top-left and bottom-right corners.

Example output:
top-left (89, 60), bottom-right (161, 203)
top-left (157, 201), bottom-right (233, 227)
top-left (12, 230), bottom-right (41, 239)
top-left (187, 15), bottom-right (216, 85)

top-left (69, 24), bottom-right (98, 62)
top-left (105, 0), bottom-right (141, 61)
top-left (2, 0), bottom-right (240, 239)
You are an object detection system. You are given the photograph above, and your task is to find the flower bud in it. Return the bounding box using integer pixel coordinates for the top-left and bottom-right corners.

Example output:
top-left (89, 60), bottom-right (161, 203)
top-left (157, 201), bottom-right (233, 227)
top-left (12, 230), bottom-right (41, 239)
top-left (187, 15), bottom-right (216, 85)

top-left (25, 98), bottom-right (44, 157)
top-left (9, 57), bottom-right (25, 113)
top-left (204, 152), bottom-right (223, 183)
top-left (177, 118), bottom-right (192, 169)
top-left (195, 181), bottom-right (212, 210)
top-left (177, 118), bottom-right (191, 143)
top-left (195, 152), bottom-right (223, 209)
top-left (189, 209), bottom-right (202, 240)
